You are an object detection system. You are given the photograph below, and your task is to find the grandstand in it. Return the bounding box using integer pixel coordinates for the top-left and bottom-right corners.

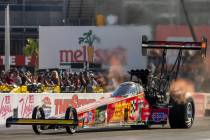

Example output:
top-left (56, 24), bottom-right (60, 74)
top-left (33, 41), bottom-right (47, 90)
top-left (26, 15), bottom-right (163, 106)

top-left (0, 0), bottom-right (209, 71)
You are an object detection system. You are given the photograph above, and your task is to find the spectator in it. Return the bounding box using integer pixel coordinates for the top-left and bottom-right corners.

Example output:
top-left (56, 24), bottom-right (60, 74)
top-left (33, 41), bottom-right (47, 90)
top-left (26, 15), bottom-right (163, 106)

top-left (87, 73), bottom-right (98, 93)
top-left (61, 77), bottom-right (70, 87)
top-left (79, 72), bottom-right (86, 92)
top-left (13, 71), bottom-right (22, 86)
top-left (0, 70), bottom-right (6, 84)
top-left (50, 70), bottom-right (60, 86)
top-left (5, 72), bottom-right (14, 85)
top-left (25, 71), bottom-right (32, 84)
top-left (0, 68), bottom-right (114, 93)
top-left (37, 74), bottom-right (45, 85)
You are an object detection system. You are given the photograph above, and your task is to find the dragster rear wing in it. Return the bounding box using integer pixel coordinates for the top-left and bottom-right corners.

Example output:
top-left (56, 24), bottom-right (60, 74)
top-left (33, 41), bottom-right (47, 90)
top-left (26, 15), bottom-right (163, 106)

top-left (141, 35), bottom-right (207, 57)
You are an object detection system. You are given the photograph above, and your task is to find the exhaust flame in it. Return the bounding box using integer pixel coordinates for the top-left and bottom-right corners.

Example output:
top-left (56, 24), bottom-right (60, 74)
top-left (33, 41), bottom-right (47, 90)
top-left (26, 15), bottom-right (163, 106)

top-left (169, 79), bottom-right (194, 104)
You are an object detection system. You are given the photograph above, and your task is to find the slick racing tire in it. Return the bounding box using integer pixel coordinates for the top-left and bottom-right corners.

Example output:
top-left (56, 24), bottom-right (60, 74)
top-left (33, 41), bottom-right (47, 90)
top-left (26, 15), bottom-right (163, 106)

top-left (169, 97), bottom-right (195, 128)
top-left (65, 106), bottom-right (78, 134)
top-left (130, 125), bottom-right (150, 129)
top-left (32, 106), bottom-right (45, 134)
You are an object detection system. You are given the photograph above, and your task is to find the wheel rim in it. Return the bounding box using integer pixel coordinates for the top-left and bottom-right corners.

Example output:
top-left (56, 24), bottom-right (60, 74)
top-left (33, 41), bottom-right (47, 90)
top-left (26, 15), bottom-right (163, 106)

top-left (69, 109), bottom-right (77, 133)
top-left (186, 102), bottom-right (193, 125)
top-left (36, 109), bottom-right (43, 132)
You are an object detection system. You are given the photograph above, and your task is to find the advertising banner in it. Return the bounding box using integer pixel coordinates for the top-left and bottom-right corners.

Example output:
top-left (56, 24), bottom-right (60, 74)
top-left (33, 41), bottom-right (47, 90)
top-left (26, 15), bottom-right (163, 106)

top-left (205, 94), bottom-right (210, 116)
top-left (0, 94), bottom-right (13, 125)
top-left (193, 93), bottom-right (205, 117)
top-left (205, 94), bottom-right (210, 110)
top-left (39, 26), bottom-right (152, 70)
top-left (0, 55), bottom-right (35, 66)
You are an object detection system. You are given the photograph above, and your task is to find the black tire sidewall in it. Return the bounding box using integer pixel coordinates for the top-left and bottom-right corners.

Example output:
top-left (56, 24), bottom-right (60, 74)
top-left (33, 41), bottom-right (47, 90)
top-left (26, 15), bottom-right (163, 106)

top-left (65, 106), bottom-right (78, 134)
top-left (32, 106), bottom-right (45, 134)
top-left (184, 97), bottom-right (195, 128)
top-left (169, 96), bottom-right (195, 128)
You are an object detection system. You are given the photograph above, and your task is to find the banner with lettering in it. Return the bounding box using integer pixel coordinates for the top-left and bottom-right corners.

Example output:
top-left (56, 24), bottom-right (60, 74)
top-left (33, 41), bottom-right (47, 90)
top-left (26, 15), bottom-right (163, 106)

top-left (39, 26), bottom-right (152, 70)
top-left (0, 94), bottom-right (13, 124)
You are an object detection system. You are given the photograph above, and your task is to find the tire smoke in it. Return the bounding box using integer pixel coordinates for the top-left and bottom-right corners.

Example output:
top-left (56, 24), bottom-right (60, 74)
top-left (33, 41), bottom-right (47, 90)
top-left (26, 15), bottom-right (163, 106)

top-left (169, 79), bottom-right (194, 104)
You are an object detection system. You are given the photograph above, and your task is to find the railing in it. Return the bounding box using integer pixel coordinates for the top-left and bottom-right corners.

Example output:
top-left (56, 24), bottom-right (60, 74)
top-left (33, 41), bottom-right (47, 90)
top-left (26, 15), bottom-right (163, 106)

top-left (67, 0), bottom-right (95, 26)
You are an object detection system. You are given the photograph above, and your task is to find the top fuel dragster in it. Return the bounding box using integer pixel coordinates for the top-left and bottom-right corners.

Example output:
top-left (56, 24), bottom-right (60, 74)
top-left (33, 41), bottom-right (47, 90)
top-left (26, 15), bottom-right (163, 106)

top-left (6, 36), bottom-right (207, 134)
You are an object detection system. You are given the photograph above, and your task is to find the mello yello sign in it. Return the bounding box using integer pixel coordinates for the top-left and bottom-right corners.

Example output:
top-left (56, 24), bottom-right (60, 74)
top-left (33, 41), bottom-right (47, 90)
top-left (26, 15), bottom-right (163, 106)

top-left (59, 46), bottom-right (87, 63)
top-left (39, 26), bottom-right (151, 70)
top-left (59, 30), bottom-right (97, 64)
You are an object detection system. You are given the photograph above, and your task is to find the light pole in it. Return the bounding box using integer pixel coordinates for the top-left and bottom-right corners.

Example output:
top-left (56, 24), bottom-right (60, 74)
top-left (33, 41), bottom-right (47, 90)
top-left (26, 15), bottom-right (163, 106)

top-left (5, 4), bottom-right (10, 71)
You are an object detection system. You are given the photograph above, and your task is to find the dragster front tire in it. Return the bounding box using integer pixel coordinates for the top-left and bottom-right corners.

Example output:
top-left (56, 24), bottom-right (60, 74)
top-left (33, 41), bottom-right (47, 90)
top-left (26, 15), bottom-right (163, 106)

top-left (169, 97), bottom-right (195, 128)
top-left (65, 106), bottom-right (78, 134)
top-left (130, 125), bottom-right (150, 129)
top-left (32, 106), bottom-right (45, 134)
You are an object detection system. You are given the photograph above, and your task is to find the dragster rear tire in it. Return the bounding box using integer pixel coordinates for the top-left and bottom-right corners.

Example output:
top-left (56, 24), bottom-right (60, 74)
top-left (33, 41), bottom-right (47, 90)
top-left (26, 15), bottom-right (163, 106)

top-left (32, 106), bottom-right (45, 134)
top-left (169, 96), bottom-right (195, 128)
top-left (65, 106), bottom-right (78, 134)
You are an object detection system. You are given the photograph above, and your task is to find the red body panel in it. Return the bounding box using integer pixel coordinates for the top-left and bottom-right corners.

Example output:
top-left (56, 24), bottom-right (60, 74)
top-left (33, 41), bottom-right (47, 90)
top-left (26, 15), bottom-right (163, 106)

top-left (77, 92), bottom-right (169, 128)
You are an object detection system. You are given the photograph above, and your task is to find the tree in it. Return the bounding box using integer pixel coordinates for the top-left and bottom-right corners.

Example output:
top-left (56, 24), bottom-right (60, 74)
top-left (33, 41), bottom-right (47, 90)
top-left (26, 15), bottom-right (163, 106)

top-left (78, 30), bottom-right (100, 63)
top-left (79, 30), bottom-right (95, 46)
top-left (23, 38), bottom-right (39, 69)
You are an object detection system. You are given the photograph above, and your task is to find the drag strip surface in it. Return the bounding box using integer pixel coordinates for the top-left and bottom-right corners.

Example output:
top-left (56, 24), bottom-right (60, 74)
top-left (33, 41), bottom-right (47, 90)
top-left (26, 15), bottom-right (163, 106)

top-left (0, 118), bottom-right (209, 140)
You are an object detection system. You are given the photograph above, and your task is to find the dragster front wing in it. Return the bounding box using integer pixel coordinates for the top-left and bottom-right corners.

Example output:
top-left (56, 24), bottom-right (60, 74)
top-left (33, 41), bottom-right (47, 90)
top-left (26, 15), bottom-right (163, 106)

top-left (6, 106), bottom-right (78, 129)
top-left (6, 117), bottom-right (78, 128)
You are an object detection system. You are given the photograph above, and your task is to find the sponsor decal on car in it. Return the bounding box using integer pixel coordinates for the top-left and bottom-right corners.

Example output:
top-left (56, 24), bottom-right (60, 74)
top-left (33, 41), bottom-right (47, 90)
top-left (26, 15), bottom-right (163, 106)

top-left (151, 112), bottom-right (167, 123)
top-left (130, 100), bottom-right (136, 117)
top-left (95, 110), bottom-right (106, 124)
top-left (112, 102), bottom-right (131, 121)
top-left (54, 94), bottom-right (96, 115)
top-left (95, 105), bottom-right (107, 124)
top-left (88, 112), bottom-right (93, 122)
top-left (84, 111), bottom-right (93, 123)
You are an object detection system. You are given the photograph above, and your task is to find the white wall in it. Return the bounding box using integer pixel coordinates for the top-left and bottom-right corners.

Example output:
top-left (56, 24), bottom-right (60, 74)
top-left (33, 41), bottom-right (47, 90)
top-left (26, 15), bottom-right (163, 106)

top-left (39, 26), bottom-right (152, 70)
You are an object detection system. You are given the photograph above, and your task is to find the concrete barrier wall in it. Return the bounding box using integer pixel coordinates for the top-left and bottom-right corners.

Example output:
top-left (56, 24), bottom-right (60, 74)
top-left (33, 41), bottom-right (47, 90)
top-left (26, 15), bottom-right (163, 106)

top-left (0, 93), bottom-right (106, 125)
top-left (204, 94), bottom-right (210, 116)
top-left (193, 93), bottom-right (206, 117)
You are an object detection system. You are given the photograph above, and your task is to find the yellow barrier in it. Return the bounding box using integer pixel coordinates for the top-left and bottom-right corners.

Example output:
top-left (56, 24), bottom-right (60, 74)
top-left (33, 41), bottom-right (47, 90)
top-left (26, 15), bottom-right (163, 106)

top-left (0, 85), bottom-right (60, 93)
top-left (0, 85), bottom-right (104, 93)
top-left (0, 85), bottom-right (14, 93)
top-left (93, 86), bottom-right (104, 93)
top-left (11, 86), bottom-right (28, 93)
top-left (43, 86), bottom-right (60, 93)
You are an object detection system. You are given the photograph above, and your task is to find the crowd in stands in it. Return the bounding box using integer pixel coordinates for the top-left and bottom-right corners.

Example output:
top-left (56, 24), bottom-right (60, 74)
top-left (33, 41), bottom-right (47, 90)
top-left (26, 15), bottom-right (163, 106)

top-left (0, 68), bottom-right (110, 93)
